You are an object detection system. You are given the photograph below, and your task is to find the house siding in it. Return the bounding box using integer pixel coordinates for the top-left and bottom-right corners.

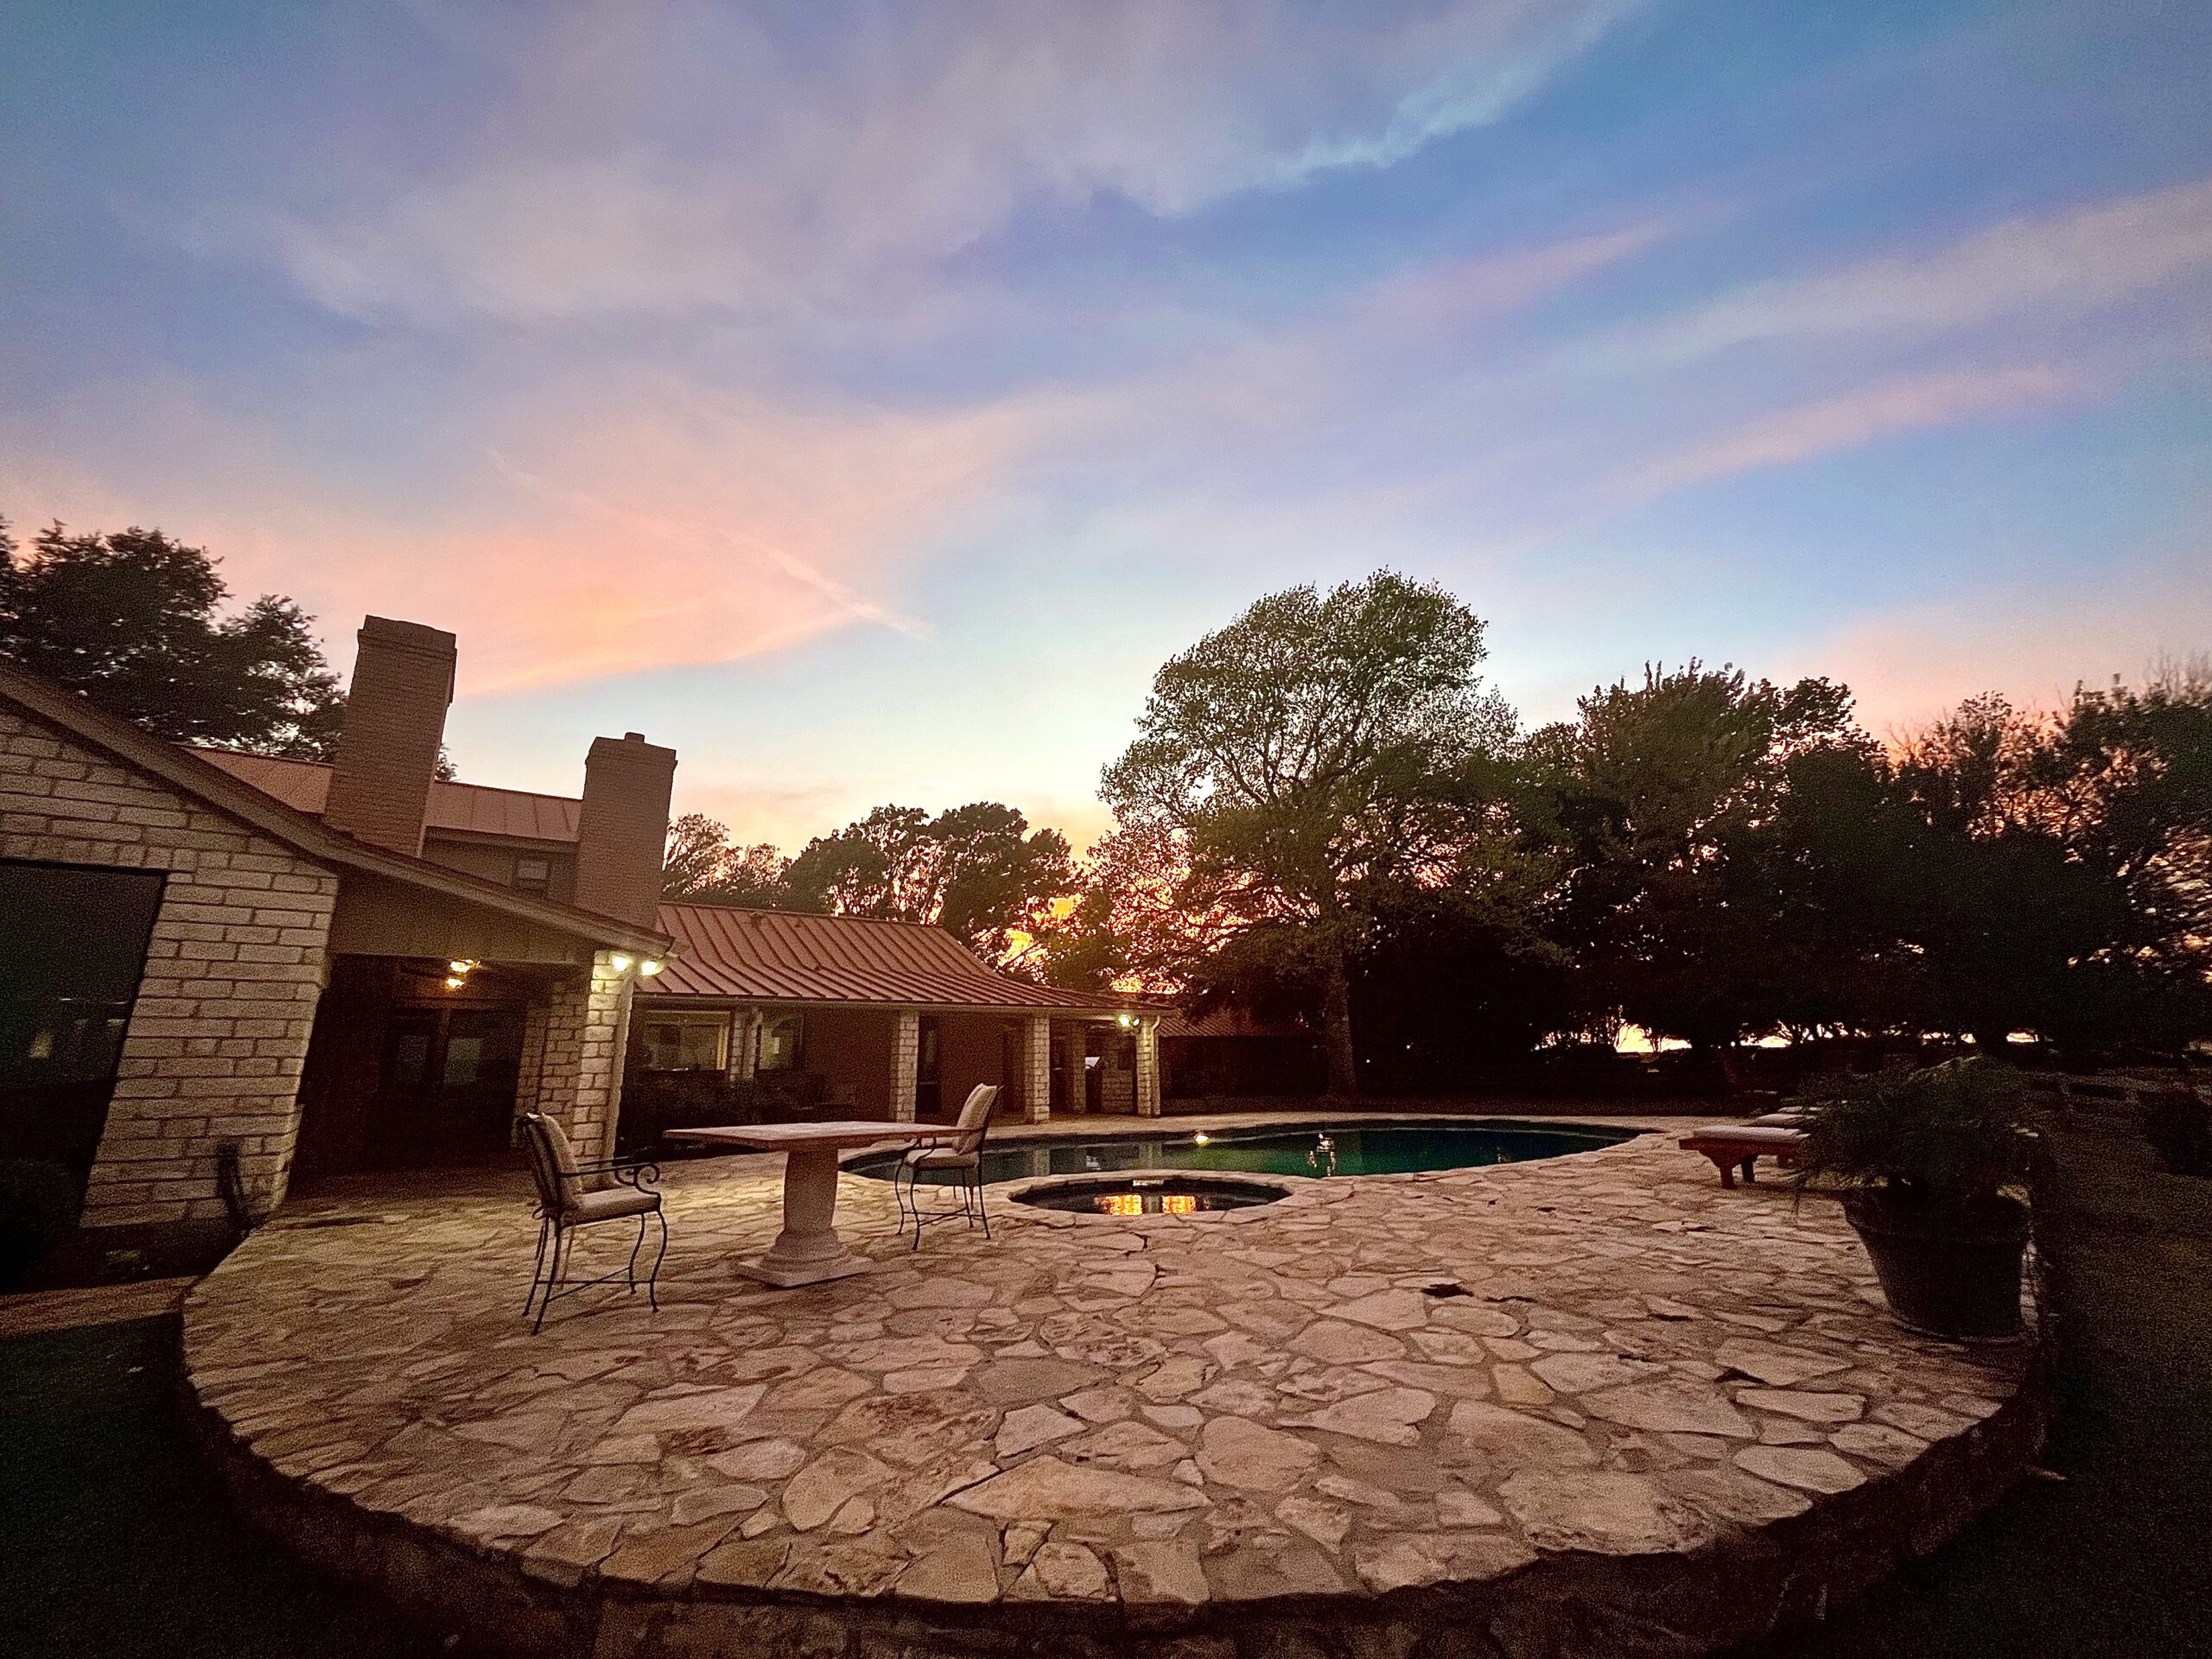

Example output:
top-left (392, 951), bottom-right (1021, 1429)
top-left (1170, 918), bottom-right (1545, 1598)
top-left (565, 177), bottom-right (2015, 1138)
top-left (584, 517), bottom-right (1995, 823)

top-left (1, 709), bottom-right (338, 1228)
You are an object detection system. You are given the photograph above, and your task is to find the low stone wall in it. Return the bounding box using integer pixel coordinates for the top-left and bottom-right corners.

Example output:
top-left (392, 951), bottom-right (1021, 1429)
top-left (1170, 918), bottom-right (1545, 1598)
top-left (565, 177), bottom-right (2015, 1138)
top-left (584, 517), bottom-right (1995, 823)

top-left (188, 1364), bottom-right (2046, 1658)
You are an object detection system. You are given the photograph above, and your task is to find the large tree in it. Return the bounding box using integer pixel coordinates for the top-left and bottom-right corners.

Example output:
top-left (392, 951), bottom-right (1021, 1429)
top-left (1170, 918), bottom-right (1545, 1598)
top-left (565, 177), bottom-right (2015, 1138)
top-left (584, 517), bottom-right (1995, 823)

top-left (0, 518), bottom-right (346, 757)
top-left (783, 802), bottom-right (1075, 960)
top-left (1098, 572), bottom-right (1517, 1095)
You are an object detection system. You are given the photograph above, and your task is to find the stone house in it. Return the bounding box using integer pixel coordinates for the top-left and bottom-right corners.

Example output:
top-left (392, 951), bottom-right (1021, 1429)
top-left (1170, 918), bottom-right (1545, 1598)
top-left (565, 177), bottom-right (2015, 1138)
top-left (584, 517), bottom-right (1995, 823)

top-left (0, 616), bottom-right (674, 1245)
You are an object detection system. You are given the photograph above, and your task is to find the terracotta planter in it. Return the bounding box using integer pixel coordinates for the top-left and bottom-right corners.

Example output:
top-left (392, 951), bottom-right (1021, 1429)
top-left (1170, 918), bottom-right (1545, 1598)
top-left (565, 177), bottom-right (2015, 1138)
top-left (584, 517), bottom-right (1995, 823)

top-left (1842, 1190), bottom-right (2030, 1342)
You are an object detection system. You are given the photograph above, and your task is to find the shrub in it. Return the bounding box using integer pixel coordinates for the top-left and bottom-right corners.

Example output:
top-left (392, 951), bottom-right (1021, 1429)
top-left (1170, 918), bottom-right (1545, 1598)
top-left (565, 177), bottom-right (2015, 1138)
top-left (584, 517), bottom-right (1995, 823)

top-left (1790, 1058), bottom-right (2039, 1205)
top-left (0, 1160), bottom-right (82, 1290)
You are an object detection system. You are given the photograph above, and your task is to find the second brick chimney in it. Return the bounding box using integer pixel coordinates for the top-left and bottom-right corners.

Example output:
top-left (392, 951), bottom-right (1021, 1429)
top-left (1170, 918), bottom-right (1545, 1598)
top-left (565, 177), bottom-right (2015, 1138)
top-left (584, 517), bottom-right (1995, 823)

top-left (321, 617), bottom-right (455, 857)
top-left (573, 732), bottom-right (677, 927)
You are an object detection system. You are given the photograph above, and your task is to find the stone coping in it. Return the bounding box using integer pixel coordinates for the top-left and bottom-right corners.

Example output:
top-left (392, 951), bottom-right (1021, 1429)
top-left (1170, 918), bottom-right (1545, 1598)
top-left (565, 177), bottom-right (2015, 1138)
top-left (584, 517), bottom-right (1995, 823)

top-left (183, 1129), bottom-right (2044, 1658)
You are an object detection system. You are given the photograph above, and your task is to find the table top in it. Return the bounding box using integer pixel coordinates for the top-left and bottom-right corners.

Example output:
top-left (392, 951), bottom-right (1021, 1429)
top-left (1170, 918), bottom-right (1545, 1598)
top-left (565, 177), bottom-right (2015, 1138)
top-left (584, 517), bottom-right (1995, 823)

top-left (666, 1121), bottom-right (950, 1153)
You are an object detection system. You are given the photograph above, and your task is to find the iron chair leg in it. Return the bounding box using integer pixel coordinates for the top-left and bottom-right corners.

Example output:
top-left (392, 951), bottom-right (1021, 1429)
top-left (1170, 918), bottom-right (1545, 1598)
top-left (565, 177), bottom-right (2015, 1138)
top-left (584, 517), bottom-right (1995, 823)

top-left (526, 1217), bottom-right (551, 1315)
top-left (532, 1224), bottom-right (570, 1333)
top-left (645, 1207), bottom-right (667, 1310)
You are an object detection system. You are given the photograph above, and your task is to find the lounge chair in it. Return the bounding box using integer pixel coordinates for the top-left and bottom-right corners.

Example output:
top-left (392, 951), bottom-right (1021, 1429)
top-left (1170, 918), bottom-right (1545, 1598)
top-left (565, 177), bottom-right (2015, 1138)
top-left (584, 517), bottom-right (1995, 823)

top-left (1678, 1122), bottom-right (1805, 1188)
top-left (518, 1112), bottom-right (667, 1332)
top-left (894, 1084), bottom-right (1000, 1246)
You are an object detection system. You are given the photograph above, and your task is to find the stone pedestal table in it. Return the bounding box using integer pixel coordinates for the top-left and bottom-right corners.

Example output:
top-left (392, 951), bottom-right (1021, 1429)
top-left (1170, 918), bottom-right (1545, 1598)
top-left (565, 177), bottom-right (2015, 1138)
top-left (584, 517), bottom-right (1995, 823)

top-left (666, 1121), bottom-right (944, 1287)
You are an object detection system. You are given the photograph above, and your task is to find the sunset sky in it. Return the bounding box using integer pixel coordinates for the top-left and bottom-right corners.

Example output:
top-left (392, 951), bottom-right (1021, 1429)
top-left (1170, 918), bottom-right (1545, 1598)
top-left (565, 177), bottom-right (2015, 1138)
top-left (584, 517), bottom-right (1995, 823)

top-left (3, 1), bottom-right (2207, 852)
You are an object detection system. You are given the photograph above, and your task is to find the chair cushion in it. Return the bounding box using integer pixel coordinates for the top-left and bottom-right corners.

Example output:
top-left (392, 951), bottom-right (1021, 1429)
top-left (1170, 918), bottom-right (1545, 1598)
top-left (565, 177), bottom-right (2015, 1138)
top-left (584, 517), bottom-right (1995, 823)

top-left (1686, 1124), bottom-right (1804, 1145)
top-left (908, 1147), bottom-right (981, 1171)
top-left (529, 1114), bottom-right (586, 1210)
top-left (568, 1185), bottom-right (660, 1222)
top-left (1750, 1109), bottom-right (1808, 1127)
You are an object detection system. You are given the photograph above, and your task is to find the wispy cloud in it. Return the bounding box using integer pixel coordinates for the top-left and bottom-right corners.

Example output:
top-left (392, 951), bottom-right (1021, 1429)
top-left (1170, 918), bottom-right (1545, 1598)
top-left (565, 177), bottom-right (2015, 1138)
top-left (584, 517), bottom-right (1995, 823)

top-left (1581, 175), bottom-right (2212, 368)
top-left (1618, 365), bottom-right (2070, 497)
top-left (237, 1), bottom-right (1642, 325)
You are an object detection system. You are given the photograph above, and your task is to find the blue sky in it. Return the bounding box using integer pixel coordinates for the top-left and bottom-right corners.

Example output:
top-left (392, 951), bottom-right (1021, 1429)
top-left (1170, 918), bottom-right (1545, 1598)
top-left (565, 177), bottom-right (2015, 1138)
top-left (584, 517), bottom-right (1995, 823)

top-left (3, 0), bottom-right (2207, 849)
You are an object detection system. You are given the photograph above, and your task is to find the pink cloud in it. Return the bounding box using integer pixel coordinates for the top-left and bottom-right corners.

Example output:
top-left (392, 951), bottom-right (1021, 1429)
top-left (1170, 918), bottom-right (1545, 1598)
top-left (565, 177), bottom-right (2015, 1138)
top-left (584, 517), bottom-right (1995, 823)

top-left (0, 371), bottom-right (1063, 696)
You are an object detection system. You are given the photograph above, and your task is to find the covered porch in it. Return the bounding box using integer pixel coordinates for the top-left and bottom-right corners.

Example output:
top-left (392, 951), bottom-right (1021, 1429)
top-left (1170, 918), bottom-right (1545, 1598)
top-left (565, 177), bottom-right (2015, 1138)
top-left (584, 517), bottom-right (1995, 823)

top-left (628, 1000), bottom-right (1160, 1128)
top-left (288, 868), bottom-right (670, 1190)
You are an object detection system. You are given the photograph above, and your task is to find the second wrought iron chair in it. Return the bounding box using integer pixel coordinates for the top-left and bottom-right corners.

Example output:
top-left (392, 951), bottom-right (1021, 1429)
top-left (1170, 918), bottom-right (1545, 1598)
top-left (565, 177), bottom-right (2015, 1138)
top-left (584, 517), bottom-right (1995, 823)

top-left (894, 1084), bottom-right (1000, 1247)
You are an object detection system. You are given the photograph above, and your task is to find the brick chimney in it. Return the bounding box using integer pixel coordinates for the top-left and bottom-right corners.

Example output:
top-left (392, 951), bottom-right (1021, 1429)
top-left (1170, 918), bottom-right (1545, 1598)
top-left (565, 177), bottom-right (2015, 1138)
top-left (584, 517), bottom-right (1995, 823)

top-left (573, 732), bottom-right (677, 927)
top-left (321, 617), bottom-right (455, 857)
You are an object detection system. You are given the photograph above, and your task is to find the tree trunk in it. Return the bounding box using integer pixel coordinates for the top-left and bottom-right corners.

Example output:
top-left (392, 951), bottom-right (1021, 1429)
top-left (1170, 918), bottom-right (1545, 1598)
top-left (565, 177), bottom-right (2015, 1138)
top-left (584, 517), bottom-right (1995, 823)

top-left (1319, 950), bottom-right (1359, 1098)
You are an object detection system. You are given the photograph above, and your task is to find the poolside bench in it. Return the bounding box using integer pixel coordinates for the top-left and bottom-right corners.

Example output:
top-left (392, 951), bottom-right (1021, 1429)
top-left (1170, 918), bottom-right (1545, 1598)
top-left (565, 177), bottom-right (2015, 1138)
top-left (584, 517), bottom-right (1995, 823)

top-left (1679, 1123), bottom-right (1805, 1188)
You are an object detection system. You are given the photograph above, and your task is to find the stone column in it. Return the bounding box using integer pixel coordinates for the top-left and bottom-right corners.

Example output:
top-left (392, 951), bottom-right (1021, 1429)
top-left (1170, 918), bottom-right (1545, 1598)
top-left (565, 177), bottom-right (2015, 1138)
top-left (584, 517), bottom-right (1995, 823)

top-left (530, 951), bottom-right (636, 1161)
top-left (727, 1007), bottom-right (760, 1081)
top-left (890, 1008), bottom-right (919, 1123)
top-left (1135, 1016), bottom-right (1162, 1117)
top-left (1022, 1015), bottom-right (1052, 1123)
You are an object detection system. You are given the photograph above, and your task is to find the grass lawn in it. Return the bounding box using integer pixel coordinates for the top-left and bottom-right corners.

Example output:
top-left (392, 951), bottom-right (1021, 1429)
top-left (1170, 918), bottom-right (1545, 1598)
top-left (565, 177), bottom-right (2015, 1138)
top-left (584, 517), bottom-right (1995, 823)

top-left (0, 1313), bottom-right (453, 1658)
top-left (3, 1114), bottom-right (2206, 1658)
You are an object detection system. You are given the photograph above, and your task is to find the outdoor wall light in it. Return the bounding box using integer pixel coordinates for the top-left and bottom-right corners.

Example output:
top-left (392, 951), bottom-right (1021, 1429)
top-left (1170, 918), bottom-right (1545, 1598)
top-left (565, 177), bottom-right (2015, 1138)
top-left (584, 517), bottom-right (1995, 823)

top-left (609, 953), bottom-right (634, 974)
top-left (639, 958), bottom-right (664, 976)
top-left (443, 976), bottom-right (465, 990)
top-left (1117, 1012), bottom-right (1135, 1028)
top-left (448, 959), bottom-right (476, 976)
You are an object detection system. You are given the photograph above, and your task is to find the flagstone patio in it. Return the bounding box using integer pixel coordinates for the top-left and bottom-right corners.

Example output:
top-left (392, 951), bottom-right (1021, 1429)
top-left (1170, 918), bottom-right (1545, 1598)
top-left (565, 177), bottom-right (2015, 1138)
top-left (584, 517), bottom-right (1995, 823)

top-left (181, 1122), bottom-right (2044, 1659)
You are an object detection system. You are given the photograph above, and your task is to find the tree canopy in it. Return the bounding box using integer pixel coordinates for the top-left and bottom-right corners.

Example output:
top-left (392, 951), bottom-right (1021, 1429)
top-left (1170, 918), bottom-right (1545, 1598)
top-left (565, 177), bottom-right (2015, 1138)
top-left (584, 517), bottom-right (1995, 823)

top-left (1096, 571), bottom-right (1520, 1093)
top-left (662, 801), bottom-right (1075, 962)
top-left (0, 517), bottom-right (346, 757)
top-left (1052, 577), bottom-right (2212, 1086)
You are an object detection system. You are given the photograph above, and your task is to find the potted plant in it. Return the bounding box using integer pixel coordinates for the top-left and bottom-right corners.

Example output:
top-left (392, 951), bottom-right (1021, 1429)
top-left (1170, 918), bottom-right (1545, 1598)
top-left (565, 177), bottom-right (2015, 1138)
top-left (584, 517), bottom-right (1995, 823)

top-left (1790, 1058), bottom-right (2038, 1341)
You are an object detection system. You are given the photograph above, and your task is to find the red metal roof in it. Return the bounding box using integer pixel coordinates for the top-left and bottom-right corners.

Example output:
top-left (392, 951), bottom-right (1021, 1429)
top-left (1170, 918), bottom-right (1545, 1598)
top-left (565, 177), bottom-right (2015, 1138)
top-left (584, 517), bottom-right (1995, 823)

top-left (192, 747), bottom-right (583, 842)
top-left (650, 903), bottom-right (1121, 1013)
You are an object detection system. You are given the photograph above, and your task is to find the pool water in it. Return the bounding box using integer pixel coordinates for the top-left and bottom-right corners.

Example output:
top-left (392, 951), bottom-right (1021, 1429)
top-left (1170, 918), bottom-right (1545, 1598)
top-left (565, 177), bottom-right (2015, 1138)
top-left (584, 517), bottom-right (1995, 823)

top-left (1014, 1176), bottom-right (1284, 1216)
top-left (850, 1119), bottom-right (1635, 1187)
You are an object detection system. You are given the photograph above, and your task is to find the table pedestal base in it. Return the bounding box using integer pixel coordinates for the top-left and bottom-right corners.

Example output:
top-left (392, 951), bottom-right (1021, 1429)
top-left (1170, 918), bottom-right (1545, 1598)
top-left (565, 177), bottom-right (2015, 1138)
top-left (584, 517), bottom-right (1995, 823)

top-left (740, 1145), bottom-right (875, 1287)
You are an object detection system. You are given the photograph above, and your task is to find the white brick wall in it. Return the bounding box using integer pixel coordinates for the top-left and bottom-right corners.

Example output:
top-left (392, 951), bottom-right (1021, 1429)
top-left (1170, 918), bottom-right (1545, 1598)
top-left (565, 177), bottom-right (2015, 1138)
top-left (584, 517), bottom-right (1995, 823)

top-left (0, 709), bottom-right (338, 1227)
top-left (521, 950), bottom-right (633, 1162)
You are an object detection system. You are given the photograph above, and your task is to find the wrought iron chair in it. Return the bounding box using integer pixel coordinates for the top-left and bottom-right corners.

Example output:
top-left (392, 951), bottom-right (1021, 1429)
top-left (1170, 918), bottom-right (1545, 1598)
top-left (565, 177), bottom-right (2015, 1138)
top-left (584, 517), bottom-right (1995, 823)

top-left (518, 1112), bottom-right (667, 1332)
top-left (894, 1084), bottom-right (1000, 1247)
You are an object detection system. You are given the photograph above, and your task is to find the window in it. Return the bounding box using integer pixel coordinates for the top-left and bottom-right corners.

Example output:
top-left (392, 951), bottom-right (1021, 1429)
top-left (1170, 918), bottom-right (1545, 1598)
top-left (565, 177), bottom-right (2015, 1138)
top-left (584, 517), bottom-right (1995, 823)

top-left (639, 1011), bottom-right (729, 1071)
top-left (758, 1014), bottom-right (802, 1072)
top-left (1, 859), bottom-right (166, 1182)
top-left (513, 856), bottom-right (551, 893)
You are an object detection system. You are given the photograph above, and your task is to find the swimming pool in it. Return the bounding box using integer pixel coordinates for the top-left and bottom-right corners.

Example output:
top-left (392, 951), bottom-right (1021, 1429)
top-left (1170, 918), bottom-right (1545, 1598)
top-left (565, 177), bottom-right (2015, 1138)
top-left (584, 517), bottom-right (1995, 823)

top-left (848, 1118), bottom-right (1637, 1186)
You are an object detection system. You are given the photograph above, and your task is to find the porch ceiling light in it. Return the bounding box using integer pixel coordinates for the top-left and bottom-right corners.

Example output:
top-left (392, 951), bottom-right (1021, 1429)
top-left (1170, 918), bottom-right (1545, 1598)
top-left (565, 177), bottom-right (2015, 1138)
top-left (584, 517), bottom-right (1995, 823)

top-left (639, 958), bottom-right (664, 976)
top-left (1117, 1012), bottom-right (1135, 1028)
top-left (609, 953), bottom-right (634, 974)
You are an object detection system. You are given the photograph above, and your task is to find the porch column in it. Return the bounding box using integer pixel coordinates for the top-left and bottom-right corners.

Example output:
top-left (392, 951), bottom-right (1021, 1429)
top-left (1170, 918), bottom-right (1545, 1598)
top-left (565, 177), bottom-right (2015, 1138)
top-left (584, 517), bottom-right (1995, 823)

top-left (727, 1007), bottom-right (760, 1081)
top-left (890, 1008), bottom-right (919, 1122)
top-left (527, 950), bottom-right (636, 1161)
top-left (1022, 1015), bottom-right (1052, 1122)
top-left (1135, 1016), bottom-right (1161, 1117)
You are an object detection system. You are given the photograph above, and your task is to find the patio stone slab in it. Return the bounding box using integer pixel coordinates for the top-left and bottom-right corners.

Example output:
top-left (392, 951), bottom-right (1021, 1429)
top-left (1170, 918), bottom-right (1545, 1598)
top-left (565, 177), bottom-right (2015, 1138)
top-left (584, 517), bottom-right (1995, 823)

top-left (182, 1128), bottom-right (2044, 1658)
